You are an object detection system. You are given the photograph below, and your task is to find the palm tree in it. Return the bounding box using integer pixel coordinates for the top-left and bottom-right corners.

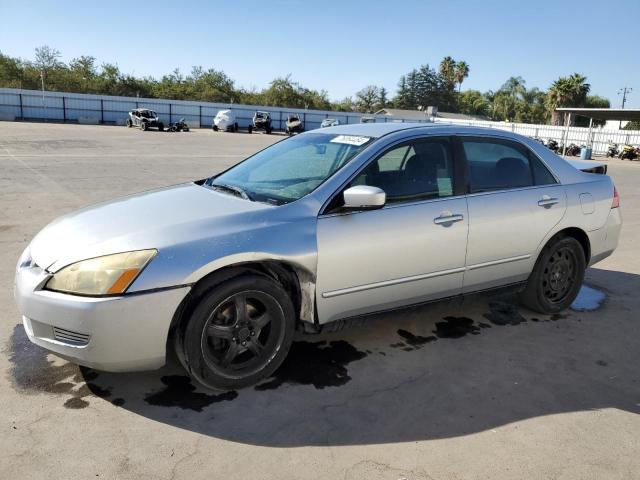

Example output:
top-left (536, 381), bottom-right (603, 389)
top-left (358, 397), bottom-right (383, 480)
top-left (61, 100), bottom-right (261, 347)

top-left (454, 61), bottom-right (469, 92)
top-left (546, 73), bottom-right (590, 125)
top-left (439, 56), bottom-right (456, 88)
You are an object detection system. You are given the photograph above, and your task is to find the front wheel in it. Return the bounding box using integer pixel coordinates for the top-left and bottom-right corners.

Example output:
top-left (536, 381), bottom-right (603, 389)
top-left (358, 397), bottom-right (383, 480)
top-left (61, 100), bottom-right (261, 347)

top-left (519, 235), bottom-right (585, 314)
top-left (158, 123), bottom-right (164, 131)
top-left (180, 275), bottom-right (295, 390)
top-left (140, 121), bottom-right (148, 131)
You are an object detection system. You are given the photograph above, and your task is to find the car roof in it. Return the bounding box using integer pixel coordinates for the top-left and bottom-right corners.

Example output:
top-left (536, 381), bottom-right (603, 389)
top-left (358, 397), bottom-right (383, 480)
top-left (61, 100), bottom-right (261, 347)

top-left (312, 121), bottom-right (438, 137)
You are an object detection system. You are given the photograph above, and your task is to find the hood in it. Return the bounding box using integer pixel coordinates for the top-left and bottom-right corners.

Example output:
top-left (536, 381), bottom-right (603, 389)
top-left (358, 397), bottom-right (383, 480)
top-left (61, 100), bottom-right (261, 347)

top-left (30, 183), bottom-right (273, 271)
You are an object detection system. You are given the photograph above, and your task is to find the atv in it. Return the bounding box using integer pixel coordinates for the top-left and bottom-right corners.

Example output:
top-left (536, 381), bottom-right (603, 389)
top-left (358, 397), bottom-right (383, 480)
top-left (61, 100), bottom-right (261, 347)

top-left (126, 108), bottom-right (164, 131)
top-left (285, 114), bottom-right (304, 136)
top-left (248, 111), bottom-right (272, 134)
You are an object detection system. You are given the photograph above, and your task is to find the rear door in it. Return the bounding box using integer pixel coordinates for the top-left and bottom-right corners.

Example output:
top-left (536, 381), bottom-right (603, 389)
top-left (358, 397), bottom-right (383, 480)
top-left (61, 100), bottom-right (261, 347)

top-left (460, 136), bottom-right (566, 292)
top-left (315, 136), bottom-right (469, 323)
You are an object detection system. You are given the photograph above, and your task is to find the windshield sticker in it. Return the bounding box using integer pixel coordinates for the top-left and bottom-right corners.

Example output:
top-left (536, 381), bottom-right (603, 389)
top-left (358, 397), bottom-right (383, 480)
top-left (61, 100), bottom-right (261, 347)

top-left (330, 135), bottom-right (371, 146)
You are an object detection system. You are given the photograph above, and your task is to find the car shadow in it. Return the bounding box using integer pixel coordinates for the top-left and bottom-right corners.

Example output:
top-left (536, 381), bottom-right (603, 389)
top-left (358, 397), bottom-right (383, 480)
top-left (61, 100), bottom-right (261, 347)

top-left (7, 267), bottom-right (640, 446)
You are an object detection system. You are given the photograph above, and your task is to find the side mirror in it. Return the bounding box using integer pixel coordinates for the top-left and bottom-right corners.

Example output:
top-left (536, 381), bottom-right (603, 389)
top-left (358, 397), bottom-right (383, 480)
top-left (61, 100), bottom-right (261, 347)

top-left (343, 185), bottom-right (386, 211)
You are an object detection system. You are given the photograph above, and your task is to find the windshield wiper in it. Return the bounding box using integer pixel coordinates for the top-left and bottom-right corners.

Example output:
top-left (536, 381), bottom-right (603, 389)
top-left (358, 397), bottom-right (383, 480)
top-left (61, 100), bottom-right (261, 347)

top-left (209, 183), bottom-right (252, 200)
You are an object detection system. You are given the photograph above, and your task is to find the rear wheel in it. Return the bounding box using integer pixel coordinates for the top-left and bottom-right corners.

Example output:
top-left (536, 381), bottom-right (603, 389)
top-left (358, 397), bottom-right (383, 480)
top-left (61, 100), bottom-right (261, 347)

top-left (519, 235), bottom-right (585, 314)
top-left (140, 121), bottom-right (148, 131)
top-left (181, 275), bottom-right (295, 390)
top-left (248, 125), bottom-right (253, 134)
top-left (126, 119), bottom-right (132, 128)
top-left (158, 123), bottom-right (164, 131)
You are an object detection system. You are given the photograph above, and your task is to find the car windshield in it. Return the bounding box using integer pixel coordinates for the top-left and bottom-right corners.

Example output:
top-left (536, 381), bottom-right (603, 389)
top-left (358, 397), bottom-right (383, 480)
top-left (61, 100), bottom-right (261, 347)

top-left (206, 133), bottom-right (374, 205)
top-left (139, 110), bottom-right (154, 118)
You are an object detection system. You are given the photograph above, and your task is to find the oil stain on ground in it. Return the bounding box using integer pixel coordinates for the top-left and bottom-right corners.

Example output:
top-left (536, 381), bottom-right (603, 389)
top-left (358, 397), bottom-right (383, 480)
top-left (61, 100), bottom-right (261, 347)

top-left (8, 324), bottom-right (111, 409)
top-left (144, 376), bottom-right (237, 412)
top-left (434, 316), bottom-right (482, 338)
top-left (255, 340), bottom-right (367, 391)
top-left (483, 301), bottom-right (527, 326)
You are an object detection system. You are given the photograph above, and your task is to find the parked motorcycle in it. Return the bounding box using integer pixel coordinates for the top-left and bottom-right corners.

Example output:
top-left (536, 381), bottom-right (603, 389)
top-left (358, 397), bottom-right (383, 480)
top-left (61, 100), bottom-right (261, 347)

top-left (546, 139), bottom-right (559, 153)
top-left (606, 142), bottom-right (619, 158)
top-left (619, 144), bottom-right (639, 160)
top-left (167, 118), bottom-right (189, 132)
top-left (565, 143), bottom-right (582, 156)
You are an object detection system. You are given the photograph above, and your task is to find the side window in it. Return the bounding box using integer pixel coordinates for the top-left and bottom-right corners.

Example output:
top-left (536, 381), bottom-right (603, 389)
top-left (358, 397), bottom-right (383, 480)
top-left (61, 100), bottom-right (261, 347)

top-left (531, 156), bottom-right (557, 185)
top-left (352, 137), bottom-right (454, 204)
top-left (462, 138), bottom-right (533, 193)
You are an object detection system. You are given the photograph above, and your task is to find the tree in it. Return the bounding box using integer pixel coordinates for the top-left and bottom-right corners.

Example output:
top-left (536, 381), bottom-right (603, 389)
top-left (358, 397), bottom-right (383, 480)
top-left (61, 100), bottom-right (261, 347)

top-left (454, 61), bottom-right (470, 92)
top-left (439, 56), bottom-right (456, 89)
top-left (546, 73), bottom-right (590, 125)
top-left (33, 45), bottom-right (62, 89)
top-left (377, 87), bottom-right (389, 110)
top-left (458, 90), bottom-right (489, 117)
top-left (355, 85), bottom-right (380, 113)
top-left (394, 75), bottom-right (411, 109)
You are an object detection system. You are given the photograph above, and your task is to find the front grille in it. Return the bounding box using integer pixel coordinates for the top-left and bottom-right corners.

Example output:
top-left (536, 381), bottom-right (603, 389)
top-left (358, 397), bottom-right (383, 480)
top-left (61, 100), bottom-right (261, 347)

top-left (52, 327), bottom-right (90, 346)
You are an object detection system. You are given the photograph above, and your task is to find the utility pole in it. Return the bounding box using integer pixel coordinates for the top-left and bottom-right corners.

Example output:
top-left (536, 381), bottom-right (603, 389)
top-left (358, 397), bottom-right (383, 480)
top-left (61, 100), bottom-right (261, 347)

top-left (618, 87), bottom-right (632, 129)
top-left (40, 69), bottom-right (46, 123)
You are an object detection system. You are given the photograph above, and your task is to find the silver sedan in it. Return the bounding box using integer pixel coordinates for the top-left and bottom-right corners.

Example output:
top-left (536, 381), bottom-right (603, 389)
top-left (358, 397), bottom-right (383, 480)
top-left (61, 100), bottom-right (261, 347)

top-left (14, 123), bottom-right (622, 390)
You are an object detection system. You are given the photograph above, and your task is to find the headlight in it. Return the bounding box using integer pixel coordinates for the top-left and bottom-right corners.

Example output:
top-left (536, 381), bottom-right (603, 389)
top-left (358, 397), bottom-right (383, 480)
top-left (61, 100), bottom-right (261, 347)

top-left (45, 249), bottom-right (157, 296)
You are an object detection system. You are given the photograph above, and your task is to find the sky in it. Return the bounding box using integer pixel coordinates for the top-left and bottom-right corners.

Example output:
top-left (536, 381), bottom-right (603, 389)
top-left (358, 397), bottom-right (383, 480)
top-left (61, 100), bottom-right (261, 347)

top-left (1, 0), bottom-right (639, 108)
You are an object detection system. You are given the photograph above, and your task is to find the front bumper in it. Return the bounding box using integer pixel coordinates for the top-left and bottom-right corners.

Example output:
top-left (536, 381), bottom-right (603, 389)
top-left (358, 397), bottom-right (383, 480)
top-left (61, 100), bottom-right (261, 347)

top-left (14, 263), bottom-right (190, 372)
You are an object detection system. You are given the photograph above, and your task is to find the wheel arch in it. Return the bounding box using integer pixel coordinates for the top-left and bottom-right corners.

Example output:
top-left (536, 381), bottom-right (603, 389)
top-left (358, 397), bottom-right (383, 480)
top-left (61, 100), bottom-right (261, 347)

top-left (539, 226), bottom-right (591, 264)
top-left (167, 259), bottom-right (316, 359)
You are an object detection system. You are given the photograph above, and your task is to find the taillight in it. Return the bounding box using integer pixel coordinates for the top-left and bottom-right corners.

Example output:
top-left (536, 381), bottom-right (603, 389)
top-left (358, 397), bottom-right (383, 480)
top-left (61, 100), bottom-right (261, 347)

top-left (612, 186), bottom-right (619, 209)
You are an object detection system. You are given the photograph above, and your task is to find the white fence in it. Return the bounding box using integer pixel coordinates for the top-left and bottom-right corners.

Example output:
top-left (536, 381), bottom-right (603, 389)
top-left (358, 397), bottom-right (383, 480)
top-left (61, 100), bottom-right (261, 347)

top-left (433, 117), bottom-right (640, 156)
top-left (1, 88), bottom-right (638, 155)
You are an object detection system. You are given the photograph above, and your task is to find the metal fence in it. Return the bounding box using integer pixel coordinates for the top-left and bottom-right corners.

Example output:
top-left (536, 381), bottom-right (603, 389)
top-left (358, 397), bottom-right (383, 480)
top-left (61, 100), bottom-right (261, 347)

top-left (1, 88), bottom-right (638, 155)
top-left (0, 88), bottom-right (429, 131)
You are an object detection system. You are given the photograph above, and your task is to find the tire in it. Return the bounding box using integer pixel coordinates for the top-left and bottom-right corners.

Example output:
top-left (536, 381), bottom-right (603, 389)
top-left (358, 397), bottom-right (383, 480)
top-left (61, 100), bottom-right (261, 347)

top-left (126, 119), bottom-right (132, 128)
top-left (248, 125), bottom-right (253, 134)
top-left (234, 123), bottom-right (238, 132)
top-left (140, 121), bottom-right (148, 131)
top-left (158, 123), bottom-right (164, 132)
top-left (181, 274), bottom-right (295, 390)
top-left (519, 235), bottom-right (585, 314)
top-left (213, 125), bottom-right (218, 131)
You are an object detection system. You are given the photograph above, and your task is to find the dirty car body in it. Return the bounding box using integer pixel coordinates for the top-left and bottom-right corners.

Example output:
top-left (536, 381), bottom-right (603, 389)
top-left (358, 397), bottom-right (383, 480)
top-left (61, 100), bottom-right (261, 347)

top-left (14, 123), bottom-right (621, 389)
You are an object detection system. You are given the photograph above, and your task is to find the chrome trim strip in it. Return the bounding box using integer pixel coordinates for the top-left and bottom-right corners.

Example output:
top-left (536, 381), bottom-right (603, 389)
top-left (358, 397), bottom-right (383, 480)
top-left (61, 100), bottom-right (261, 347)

top-left (321, 267), bottom-right (466, 299)
top-left (466, 254), bottom-right (531, 271)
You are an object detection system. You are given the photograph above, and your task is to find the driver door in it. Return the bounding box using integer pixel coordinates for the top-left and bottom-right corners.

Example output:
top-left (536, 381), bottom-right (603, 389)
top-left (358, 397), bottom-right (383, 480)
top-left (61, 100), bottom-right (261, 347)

top-left (315, 136), bottom-right (469, 323)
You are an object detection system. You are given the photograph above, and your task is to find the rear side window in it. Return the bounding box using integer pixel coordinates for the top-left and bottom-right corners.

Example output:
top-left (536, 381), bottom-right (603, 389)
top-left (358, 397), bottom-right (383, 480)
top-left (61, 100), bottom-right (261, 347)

top-left (461, 137), bottom-right (556, 193)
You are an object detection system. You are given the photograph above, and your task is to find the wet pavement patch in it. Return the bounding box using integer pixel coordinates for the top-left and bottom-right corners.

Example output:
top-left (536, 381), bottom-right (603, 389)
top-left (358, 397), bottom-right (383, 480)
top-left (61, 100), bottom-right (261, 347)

top-left (483, 301), bottom-right (527, 326)
top-left (255, 340), bottom-right (367, 391)
top-left (571, 285), bottom-right (606, 311)
top-left (7, 324), bottom-right (112, 409)
top-left (434, 316), bottom-right (481, 338)
top-left (144, 376), bottom-right (237, 412)
top-left (397, 329), bottom-right (437, 350)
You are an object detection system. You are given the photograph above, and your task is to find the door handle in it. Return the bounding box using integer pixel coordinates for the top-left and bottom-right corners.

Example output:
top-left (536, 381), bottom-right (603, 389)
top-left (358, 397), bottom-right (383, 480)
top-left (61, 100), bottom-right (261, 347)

top-left (434, 212), bottom-right (464, 225)
top-left (538, 195), bottom-right (559, 207)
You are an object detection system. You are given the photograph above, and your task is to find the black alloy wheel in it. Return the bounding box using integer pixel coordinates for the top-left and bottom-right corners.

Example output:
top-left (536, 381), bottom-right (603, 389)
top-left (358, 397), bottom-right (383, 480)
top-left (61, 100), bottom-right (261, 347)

top-left (519, 235), bottom-right (585, 314)
top-left (181, 274), bottom-right (295, 390)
